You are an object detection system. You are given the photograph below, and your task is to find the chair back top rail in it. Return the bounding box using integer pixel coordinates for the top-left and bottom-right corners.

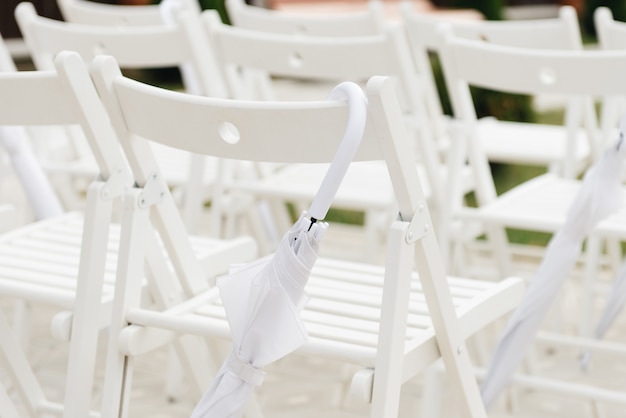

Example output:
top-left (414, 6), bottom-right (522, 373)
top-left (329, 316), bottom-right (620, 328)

top-left (57, 0), bottom-right (200, 26)
top-left (226, 0), bottom-right (386, 36)
top-left (16, 1), bottom-right (227, 99)
top-left (441, 32), bottom-right (626, 99)
top-left (401, 3), bottom-right (582, 51)
top-left (17, 2), bottom-right (195, 69)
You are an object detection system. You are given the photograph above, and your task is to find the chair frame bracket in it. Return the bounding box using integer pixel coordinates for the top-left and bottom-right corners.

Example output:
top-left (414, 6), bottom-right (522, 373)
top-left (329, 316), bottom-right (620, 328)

top-left (405, 202), bottom-right (430, 243)
top-left (138, 172), bottom-right (166, 208)
top-left (99, 167), bottom-right (126, 201)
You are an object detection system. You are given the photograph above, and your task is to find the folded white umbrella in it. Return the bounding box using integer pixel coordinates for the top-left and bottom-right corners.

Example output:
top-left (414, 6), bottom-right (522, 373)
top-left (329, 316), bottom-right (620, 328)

top-left (0, 126), bottom-right (63, 220)
top-left (190, 81), bottom-right (368, 418)
top-left (481, 124), bottom-right (626, 410)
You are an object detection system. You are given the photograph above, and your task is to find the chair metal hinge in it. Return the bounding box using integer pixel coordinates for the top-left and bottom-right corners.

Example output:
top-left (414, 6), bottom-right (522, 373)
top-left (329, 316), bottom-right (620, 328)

top-left (137, 172), bottom-right (167, 208)
top-left (99, 167), bottom-right (126, 201)
top-left (405, 202), bottom-right (430, 244)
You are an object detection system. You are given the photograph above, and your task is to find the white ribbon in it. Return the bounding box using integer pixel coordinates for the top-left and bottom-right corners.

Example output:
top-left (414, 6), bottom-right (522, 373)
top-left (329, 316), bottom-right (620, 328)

top-left (225, 352), bottom-right (266, 387)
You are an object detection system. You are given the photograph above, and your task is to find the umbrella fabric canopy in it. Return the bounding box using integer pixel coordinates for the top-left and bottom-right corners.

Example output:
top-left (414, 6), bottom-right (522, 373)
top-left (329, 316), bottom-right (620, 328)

top-left (0, 126), bottom-right (63, 220)
top-left (481, 129), bottom-right (626, 410)
top-left (190, 212), bottom-right (326, 418)
top-left (190, 81), bottom-right (368, 418)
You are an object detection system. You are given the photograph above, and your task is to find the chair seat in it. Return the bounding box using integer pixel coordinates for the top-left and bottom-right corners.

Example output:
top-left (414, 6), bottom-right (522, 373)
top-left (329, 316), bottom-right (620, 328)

top-left (0, 211), bottom-right (257, 309)
top-left (120, 257), bottom-right (524, 371)
top-left (476, 118), bottom-right (592, 170)
top-left (459, 174), bottom-right (578, 232)
top-left (458, 172), bottom-right (626, 234)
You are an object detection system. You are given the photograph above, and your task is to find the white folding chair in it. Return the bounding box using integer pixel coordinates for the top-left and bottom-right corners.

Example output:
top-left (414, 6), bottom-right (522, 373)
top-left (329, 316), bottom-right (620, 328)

top-left (438, 28), bottom-right (626, 409)
top-left (90, 53), bottom-right (525, 418)
top-left (16, 1), bottom-right (227, 228)
top-left (57, 0), bottom-right (200, 26)
top-left (200, 9), bottom-right (471, 260)
top-left (0, 50), bottom-right (131, 418)
top-left (400, 3), bottom-right (600, 179)
top-left (226, 0), bottom-right (386, 36)
top-left (0, 50), bottom-right (257, 418)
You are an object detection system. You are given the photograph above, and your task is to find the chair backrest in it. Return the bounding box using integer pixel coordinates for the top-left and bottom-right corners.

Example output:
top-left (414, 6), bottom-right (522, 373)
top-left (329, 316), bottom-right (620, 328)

top-left (225, 0), bottom-right (385, 36)
top-left (57, 0), bottom-right (200, 26)
top-left (439, 30), bottom-right (626, 205)
top-left (15, 1), bottom-right (226, 98)
top-left (0, 50), bottom-right (128, 191)
top-left (402, 4), bottom-right (582, 52)
top-left (400, 3), bottom-right (586, 143)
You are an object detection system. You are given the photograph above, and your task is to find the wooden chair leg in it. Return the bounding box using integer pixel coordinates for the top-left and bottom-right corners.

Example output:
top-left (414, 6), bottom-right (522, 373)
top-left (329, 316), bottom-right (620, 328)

top-left (370, 222), bottom-right (414, 417)
top-left (63, 180), bottom-right (114, 418)
top-left (101, 190), bottom-right (150, 418)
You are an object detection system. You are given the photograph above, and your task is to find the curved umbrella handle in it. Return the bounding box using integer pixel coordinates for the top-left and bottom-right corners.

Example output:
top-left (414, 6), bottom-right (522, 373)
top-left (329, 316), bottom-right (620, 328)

top-left (307, 81), bottom-right (368, 221)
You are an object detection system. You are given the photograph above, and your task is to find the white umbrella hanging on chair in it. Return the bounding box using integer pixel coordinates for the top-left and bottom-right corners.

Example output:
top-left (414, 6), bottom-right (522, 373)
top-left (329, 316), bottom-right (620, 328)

top-left (481, 120), bottom-right (626, 410)
top-left (190, 81), bottom-right (368, 418)
top-left (0, 126), bottom-right (63, 220)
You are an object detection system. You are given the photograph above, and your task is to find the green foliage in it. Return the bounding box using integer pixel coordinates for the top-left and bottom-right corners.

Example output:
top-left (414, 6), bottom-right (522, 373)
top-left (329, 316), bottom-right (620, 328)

top-left (447, 0), bottom-right (504, 20)
top-left (471, 87), bottom-right (534, 123)
top-left (198, 0), bottom-right (230, 24)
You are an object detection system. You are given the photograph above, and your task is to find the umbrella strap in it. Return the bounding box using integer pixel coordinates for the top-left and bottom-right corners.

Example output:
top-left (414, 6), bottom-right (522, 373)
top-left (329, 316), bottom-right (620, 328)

top-left (226, 352), bottom-right (266, 387)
